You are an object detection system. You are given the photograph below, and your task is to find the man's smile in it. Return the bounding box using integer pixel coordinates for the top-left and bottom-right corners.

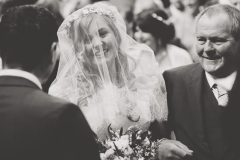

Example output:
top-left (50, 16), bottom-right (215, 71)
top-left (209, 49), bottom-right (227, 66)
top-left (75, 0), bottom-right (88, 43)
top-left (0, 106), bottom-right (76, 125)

top-left (200, 55), bottom-right (221, 60)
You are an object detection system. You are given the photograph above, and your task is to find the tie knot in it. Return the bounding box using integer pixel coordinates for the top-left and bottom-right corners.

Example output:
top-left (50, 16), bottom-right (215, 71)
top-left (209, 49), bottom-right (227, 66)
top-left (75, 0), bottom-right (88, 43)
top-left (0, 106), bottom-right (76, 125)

top-left (215, 84), bottom-right (228, 97)
top-left (212, 83), bottom-right (217, 89)
top-left (212, 83), bottom-right (229, 107)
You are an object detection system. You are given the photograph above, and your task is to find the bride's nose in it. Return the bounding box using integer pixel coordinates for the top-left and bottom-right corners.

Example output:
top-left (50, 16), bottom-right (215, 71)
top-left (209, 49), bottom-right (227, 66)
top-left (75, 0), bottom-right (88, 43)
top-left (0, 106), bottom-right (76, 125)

top-left (92, 37), bottom-right (103, 52)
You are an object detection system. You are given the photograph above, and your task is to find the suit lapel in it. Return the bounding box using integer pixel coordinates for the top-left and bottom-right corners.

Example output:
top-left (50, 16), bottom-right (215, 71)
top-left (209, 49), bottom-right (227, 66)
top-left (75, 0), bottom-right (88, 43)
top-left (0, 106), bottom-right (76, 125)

top-left (0, 76), bottom-right (41, 90)
top-left (187, 64), bottom-right (210, 152)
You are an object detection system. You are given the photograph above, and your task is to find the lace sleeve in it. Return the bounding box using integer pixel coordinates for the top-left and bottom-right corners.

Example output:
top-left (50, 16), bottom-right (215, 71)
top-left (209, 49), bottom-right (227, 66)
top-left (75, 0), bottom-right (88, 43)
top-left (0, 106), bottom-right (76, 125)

top-left (152, 78), bottom-right (168, 122)
top-left (49, 85), bottom-right (79, 105)
top-left (134, 76), bottom-right (168, 122)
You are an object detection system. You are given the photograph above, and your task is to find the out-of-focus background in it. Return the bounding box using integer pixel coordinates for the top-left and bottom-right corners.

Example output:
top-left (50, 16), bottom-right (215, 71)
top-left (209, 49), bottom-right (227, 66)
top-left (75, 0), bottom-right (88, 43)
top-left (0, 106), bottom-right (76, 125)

top-left (0, 0), bottom-right (238, 92)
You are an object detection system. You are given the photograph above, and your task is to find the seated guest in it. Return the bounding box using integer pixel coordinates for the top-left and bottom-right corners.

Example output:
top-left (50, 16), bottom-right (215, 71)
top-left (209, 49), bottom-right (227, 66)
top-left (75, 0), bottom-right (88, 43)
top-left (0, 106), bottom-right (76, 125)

top-left (170, 0), bottom-right (184, 12)
top-left (173, 0), bottom-right (207, 62)
top-left (169, 0), bottom-right (185, 27)
top-left (134, 9), bottom-right (193, 75)
top-left (0, 5), bottom-right (100, 160)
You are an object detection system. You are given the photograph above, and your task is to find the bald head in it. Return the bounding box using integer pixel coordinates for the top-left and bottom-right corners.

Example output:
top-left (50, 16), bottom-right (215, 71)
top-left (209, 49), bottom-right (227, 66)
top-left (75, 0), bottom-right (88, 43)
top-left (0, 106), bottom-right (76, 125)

top-left (195, 4), bottom-right (240, 40)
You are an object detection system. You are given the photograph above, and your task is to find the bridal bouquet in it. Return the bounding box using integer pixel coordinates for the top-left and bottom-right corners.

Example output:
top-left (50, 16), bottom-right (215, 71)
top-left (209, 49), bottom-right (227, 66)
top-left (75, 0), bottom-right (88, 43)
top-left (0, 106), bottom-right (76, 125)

top-left (96, 125), bottom-right (159, 160)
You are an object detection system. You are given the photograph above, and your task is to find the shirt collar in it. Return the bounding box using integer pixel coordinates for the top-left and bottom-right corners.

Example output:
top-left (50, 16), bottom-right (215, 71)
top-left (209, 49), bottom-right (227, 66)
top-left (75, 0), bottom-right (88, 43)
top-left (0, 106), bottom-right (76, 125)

top-left (205, 71), bottom-right (237, 91)
top-left (0, 69), bottom-right (42, 90)
top-left (205, 72), bottom-right (215, 88)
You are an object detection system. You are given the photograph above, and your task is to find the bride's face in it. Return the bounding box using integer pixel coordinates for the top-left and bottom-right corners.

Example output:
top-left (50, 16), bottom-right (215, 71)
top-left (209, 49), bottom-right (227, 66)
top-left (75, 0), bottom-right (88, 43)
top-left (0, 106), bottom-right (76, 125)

top-left (83, 15), bottom-right (118, 70)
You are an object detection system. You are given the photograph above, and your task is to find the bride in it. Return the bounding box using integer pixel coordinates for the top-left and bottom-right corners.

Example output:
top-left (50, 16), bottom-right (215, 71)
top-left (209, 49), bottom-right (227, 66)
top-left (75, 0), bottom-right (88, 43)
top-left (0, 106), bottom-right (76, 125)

top-left (49, 2), bottom-right (168, 141)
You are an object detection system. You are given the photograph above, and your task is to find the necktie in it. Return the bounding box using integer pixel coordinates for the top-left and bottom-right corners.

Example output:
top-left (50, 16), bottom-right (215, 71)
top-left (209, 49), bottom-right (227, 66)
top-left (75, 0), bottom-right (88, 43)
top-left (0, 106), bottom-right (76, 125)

top-left (212, 84), bottom-right (229, 107)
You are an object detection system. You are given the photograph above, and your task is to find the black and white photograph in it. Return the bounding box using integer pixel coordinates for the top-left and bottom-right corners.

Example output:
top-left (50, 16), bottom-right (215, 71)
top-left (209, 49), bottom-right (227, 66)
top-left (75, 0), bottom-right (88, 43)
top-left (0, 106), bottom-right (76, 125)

top-left (0, 0), bottom-right (240, 160)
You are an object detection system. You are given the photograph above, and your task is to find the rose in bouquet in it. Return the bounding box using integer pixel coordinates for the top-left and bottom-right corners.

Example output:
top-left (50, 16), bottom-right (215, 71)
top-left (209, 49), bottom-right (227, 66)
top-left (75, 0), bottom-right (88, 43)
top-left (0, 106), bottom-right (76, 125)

top-left (95, 125), bottom-right (159, 160)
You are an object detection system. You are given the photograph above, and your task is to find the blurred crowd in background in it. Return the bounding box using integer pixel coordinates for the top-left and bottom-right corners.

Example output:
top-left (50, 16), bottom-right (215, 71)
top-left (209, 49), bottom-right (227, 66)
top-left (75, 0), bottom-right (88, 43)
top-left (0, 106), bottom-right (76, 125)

top-left (0, 0), bottom-right (239, 92)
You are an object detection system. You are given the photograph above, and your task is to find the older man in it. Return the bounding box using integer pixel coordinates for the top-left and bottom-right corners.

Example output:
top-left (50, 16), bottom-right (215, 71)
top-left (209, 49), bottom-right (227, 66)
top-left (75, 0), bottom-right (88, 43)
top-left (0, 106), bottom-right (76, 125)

top-left (157, 4), bottom-right (240, 160)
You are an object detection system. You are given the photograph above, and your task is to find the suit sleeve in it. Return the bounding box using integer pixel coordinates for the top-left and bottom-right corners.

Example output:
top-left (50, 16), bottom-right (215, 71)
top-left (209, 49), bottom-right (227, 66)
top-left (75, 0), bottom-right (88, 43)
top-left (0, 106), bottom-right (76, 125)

top-left (163, 71), bottom-right (174, 138)
top-left (53, 103), bottom-right (100, 160)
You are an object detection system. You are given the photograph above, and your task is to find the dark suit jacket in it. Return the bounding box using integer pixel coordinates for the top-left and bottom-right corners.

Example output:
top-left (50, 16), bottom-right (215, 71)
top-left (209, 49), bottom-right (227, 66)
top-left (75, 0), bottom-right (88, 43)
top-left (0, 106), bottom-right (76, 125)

top-left (0, 76), bottom-right (100, 160)
top-left (163, 63), bottom-right (238, 160)
top-left (222, 64), bottom-right (240, 158)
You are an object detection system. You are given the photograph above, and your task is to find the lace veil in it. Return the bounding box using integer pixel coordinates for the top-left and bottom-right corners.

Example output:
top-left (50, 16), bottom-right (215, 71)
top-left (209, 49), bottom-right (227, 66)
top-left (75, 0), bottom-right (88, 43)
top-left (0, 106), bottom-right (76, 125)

top-left (49, 3), bottom-right (167, 130)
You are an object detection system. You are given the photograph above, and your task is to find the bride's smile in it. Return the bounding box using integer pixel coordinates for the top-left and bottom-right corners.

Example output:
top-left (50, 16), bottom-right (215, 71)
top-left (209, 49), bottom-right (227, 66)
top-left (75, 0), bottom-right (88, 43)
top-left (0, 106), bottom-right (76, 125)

top-left (94, 48), bottom-right (108, 57)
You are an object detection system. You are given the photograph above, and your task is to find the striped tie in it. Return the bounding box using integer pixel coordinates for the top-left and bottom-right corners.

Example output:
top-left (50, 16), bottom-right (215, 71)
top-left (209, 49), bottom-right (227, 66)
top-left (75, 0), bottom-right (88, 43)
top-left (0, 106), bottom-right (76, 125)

top-left (212, 84), bottom-right (229, 107)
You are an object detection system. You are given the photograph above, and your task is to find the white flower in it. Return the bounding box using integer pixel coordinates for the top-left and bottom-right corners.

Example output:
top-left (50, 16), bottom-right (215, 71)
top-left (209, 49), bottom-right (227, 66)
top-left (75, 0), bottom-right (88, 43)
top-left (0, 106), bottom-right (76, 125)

top-left (82, 9), bottom-right (89, 15)
top-left (121, 135), bottom-right (129, 140)
top-left (100, 153), bottom-right (107, 160)
top-left (94, 8), bottom-right (99, 13)
top-left (79, 7), bottom-right (116, 21)
top-left (105, 148), bottom-right (115, 157)
top-left (105, 140), bottom-right (115, 149)
top-left (114, 138), bottom-right (129, 150)
top-left (141, 137), bottom-right (150, 146)
top-left (115, 130), bottom-right (120, 138)
top-left (113, 157), bottom-right (126, 160)
top-left (123, 146), bottom-right (133, 156)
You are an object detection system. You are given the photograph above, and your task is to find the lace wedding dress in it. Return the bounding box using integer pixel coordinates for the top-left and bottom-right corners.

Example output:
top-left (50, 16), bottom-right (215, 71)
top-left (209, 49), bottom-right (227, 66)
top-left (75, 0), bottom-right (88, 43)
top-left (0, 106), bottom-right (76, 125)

top-left (50, 76), bottom-right (167, 140)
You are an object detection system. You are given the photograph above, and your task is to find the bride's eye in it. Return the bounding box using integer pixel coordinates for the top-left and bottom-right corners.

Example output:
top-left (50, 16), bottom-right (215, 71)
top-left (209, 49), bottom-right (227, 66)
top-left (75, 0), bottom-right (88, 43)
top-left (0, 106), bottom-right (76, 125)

top-left (100, 32), bottom-right (107, 38)
top-left (99, 29), bottom-right (108, 38)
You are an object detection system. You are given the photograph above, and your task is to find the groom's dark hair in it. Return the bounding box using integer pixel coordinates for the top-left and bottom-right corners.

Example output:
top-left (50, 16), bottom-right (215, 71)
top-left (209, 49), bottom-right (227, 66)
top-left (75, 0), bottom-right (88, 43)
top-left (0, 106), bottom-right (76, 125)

top-left (0, 0), bottom-right (38, 15)
top-left (0, 5), bottom-right (58, 71)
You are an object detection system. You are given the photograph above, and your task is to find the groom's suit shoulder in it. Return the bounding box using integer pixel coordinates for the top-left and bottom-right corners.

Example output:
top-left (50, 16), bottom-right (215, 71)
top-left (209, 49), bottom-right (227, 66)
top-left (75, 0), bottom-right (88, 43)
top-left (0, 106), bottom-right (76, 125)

top-left (14, 86), bottom-right (80, 117)
top-left (29, 88), bottom-right (76, 109)
top-left (0, 80), bottom-right (101, 160)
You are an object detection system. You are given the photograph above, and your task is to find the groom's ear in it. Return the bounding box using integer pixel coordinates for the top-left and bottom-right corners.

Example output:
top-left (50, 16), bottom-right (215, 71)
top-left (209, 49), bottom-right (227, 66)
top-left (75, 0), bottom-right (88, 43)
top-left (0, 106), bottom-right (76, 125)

top-left (40, 41), bottom-right (58, 84)
top-left (50, 42), bottom-right (58, 64)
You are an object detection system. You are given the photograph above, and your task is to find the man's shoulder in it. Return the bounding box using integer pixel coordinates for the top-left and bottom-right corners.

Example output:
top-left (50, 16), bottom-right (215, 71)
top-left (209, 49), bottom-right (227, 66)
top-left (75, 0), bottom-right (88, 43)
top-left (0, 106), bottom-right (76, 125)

top-left (15, 89), bottom-right (80, 119)
top-left (163, 63), bottom-right (203, 85)
top-left (164, 63), bottom-right (202, 77)
top-left (32, 90), bottom-right (78, 110)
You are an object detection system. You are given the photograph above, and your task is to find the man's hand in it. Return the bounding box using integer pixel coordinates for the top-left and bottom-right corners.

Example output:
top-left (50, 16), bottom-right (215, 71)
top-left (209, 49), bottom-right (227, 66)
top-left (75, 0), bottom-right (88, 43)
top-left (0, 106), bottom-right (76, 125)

top-left (155, 139), bottom-right (193, 160)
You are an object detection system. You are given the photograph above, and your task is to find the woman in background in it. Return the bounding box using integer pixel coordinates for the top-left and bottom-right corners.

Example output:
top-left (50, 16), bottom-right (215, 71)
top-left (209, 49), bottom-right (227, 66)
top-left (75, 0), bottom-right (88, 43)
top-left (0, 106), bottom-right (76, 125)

top-left (134, 9), bottom-right (193, 74)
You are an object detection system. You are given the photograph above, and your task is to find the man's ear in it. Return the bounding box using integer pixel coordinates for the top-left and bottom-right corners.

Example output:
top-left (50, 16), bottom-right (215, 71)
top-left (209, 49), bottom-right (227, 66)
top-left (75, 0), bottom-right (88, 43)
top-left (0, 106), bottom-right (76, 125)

top-left (50, 42), bottom-right (58, 64)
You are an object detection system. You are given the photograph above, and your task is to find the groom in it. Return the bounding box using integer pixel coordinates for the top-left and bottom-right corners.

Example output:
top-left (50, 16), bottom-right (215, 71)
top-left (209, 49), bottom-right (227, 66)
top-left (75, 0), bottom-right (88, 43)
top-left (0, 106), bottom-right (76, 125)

top-left (0, 5), bottom-right (100, 160)
top-left (158, 4), bottom-right (240, 160)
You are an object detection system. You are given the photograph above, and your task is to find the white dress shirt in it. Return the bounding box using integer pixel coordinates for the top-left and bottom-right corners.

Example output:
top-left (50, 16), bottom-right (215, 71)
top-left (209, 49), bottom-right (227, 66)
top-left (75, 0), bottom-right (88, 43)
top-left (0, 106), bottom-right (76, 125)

top-left (205, 71), bottom-right (237, 99)
top-left (0, 69), bottom-right (42, 89)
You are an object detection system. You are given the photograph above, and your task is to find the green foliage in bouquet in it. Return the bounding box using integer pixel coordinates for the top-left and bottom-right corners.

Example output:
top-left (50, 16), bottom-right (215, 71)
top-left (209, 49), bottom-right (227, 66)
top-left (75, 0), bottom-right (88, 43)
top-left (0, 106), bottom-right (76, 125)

top-left (95, 124), bottom-right (158, 160)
